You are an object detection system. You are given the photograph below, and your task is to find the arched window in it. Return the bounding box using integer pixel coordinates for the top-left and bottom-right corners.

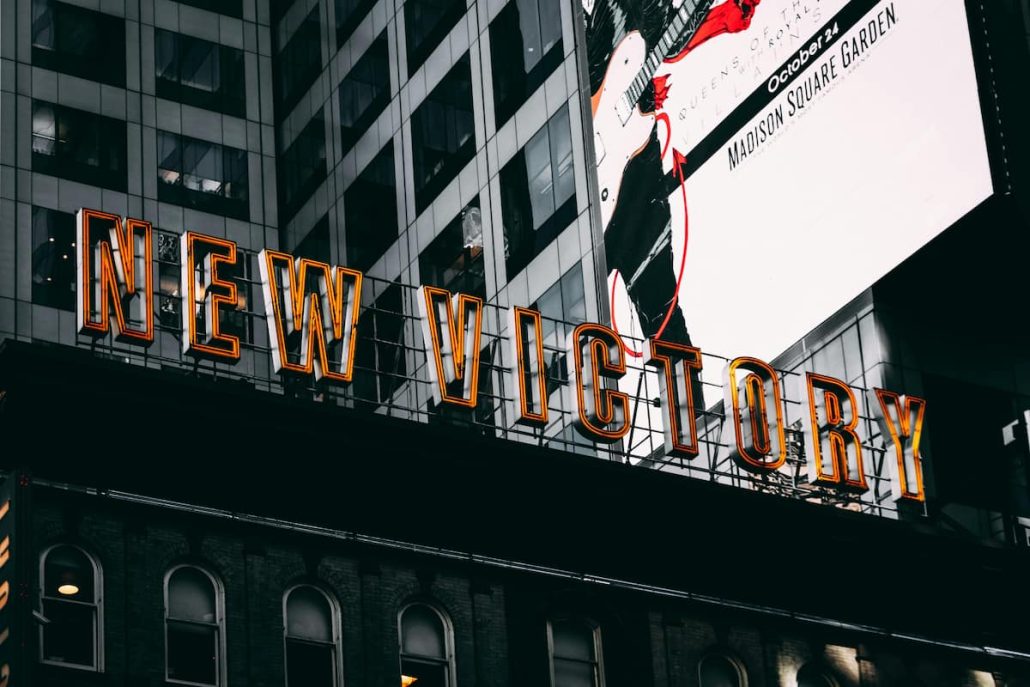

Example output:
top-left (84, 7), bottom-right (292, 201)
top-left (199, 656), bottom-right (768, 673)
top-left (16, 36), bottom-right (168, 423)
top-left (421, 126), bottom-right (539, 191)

top-left (547, 618), bottom-right (605, 687)
top-left (797, 664), bottom-right (838, 687)
top-left (165, 565), bottom-right (225, 686)
top-left (698, 653), bottom-right (748, 687)
top-left (284, 585), bottom-right (342, 687)
top-left (399, 602), bottom-right (454, 687)
top-left (39, 544), bottom-right (102, 670)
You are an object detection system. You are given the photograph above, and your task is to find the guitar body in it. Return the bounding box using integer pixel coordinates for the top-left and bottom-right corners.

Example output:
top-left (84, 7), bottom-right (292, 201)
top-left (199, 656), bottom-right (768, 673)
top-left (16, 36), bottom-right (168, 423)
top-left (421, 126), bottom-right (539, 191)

top-left (591, 31), bottom-right (658, 232)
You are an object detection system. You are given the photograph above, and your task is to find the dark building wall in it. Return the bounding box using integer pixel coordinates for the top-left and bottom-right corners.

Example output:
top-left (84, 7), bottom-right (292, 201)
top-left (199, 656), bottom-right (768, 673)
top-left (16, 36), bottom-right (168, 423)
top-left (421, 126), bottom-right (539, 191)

top-left (23, 487), bottom-right (1030, 687)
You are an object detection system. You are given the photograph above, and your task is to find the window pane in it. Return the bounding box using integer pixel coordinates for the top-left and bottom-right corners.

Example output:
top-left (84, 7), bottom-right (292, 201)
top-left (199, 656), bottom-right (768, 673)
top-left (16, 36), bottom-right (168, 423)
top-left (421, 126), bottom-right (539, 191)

top-left (44, 545), bottom-right (95, 599)
top-left (275, 7), bottom-right (322, 113)
top-left (699, 655), bottom-right (742, 687)
top-left (410, 53), bottom-right (475, 214)
top-left (549, 108), bottom-right (575, 209)
top-left (344, 141), bottom-right (397, 271)
top-left (286, 639), bottom-right (336, 687)
top-left (525, 126), bottom-right (554, 229)
top-left (278, 111), bottom-right (327, 224)
top-left (167, 620), bottom-right (219, 685)
top-left (339, 31), bottom-right (390, 155)
top-left (401, 605), bottom-right (445, 658)
top-left (181, 37), bottom-right (220, 92)
top-left (400, 658), bottom-right (448, 687)
top-left (552, 621), bottom-right (593, 661)
top-left (32, 0), bottom-right (126, 87)
top-left (31, 103), bottom-right (57, 156)
top-left (553, 657), bottom-right (595, 687)
top-left (286, 587), bottom-right (333, 642)
top-left (538, 0), bottom-right (561, 57)
top-left (183, 138), bottom-right (223, 194)
top-left (168, 567), bottom-right (216, 622)
top-left (42, 599), bottom-right (95, 667)
top-left (404, 0), bottom-right (464, 74)
top-left (155, 29), bottom-right (179, 83)
top-left (336, 0), bottom-right (376, 47)
top-left (516, 0), bottom-right (542, 71)
top-left (32, 0), bottom-right (54, 48)
top-left (31, 207), bottom-right (77, 311)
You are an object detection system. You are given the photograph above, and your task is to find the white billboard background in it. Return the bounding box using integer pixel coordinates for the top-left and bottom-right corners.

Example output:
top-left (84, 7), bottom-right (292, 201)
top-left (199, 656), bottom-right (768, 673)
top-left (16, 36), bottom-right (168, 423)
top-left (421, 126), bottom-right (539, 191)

top-left (599, 0), bottom-right (993, 440)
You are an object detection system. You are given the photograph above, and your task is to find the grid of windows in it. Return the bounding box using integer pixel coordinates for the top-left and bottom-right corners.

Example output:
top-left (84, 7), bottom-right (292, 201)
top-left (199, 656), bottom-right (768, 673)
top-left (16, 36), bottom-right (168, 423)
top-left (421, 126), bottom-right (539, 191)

top-left (500, 104), bottom-right (576, 279)
top-left (490, 0), bottom-right (564, 126)
top-left (339, 31), bottom-right (391, 157)
top-left (31, 101), bottom-right (128, 192)
top-left (31, 0), bottom-right (126, 87)
top-left (155, 29), bottom-right (246, 117)
top-left (411, 54), bottom-right (475, 215)
top-left (157, 132), bottom-right (249, 220)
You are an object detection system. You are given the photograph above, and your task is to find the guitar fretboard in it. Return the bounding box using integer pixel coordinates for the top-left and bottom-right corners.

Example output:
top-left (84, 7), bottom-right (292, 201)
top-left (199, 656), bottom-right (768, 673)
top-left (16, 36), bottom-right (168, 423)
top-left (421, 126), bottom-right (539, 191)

top-left (622, 0), bottom-right (715, 109)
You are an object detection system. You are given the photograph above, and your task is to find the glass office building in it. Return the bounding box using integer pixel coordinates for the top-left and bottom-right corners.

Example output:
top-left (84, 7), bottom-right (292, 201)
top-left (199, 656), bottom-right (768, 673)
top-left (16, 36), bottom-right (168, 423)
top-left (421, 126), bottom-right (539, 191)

top-left (3, 0), bottom-right (1030, 685)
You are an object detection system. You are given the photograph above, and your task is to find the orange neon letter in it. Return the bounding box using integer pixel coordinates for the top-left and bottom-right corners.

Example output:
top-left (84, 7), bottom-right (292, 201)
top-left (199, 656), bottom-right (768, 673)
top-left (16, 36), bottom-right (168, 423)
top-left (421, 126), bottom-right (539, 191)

top-left (871, 388), bottom-right (927, 502)
top-left (509, 306), bottom-right (549, 426)
top-left (181, 232), bottom-right (240, 362)
top-left (566, 323), bottom-right (629, 443)
top-left (76, 208), bottom-right (153, 344)
top-left (417, 286), bottom-right (484, 408)
top-left (722, 357), bottom-right (787, 472)
top-left (259, 249), bottom-right (363, 383)
top-left (644, 339), bottom-right (703, 458)
top-left (800, 373), bottom-right (867, 491)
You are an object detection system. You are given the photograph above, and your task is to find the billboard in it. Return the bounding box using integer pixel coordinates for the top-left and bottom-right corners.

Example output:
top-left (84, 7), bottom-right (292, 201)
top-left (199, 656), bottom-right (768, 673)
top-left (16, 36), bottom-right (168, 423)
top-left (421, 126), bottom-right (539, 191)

top-left (584, 0), bottom-right (993, 384)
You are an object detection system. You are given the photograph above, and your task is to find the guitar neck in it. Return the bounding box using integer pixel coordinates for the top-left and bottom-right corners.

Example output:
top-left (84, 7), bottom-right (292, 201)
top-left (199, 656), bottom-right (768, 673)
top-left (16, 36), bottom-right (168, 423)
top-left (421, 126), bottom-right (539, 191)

top-left (624, 0), bottom-right (715, 106)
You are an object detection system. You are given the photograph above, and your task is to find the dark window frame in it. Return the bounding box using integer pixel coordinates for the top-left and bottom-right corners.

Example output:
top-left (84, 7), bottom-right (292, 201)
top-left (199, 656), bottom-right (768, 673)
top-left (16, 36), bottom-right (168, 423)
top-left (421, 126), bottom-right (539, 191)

top-left (31, 0), bottom-right (126, 87)
top-left (489, 0), bottom-right (564, 127)
top-left (155, 29), bottom-right (246, 117)
top-left (335, 0), bottom-right (378, 48)
top-left (164, 565), bottom-right (225, 687)
top-left (157, 130), bottom-right (250, 221)
top-left (30, 206), bottom-right (77, 312)
top-left (500, 105), bottom-right (577, 280)
top-left (39, 544), bottom-right (103, 671)
top-left (31, 100), bottom-right (128, 192)
top-left (344, 141), bottom-right (398, 272)
top-left (410, 53), bottom-right (476, 215)
top-left (339, 30), bottom-right (391, 158)
top-left (404, 0), bottom-right (465, 76)
top-left (283, 585), bottom-right (342, 687)
top-left (274, 7), bottom-right (323, 118)
top-left (278, 110), bottom-right (328, 226)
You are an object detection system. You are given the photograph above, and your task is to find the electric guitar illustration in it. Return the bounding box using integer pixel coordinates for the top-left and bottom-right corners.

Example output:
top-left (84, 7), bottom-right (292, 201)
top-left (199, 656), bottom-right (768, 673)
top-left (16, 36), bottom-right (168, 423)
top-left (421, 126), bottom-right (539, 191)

top-left (591, 0), bottom-right (715, 231)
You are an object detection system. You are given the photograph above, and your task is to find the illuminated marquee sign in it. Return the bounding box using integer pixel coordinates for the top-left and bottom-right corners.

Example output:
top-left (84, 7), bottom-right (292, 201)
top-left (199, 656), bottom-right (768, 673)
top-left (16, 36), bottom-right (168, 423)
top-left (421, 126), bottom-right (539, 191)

top-left (74, 209), bottom-right (928, 503)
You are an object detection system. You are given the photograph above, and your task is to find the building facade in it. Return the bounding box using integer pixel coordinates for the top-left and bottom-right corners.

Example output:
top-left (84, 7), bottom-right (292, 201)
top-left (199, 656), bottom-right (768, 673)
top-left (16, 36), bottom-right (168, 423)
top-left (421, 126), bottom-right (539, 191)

top-left (2, 0), bottom-right (1030, 685)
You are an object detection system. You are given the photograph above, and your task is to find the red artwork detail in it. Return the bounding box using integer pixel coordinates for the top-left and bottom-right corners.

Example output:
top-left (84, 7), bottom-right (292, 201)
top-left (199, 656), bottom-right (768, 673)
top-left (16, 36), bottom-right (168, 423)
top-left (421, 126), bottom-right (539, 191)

top-left (653, 74), bottom-right (673, 110)
top-left (667, 0), bottom-right (762, 63)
